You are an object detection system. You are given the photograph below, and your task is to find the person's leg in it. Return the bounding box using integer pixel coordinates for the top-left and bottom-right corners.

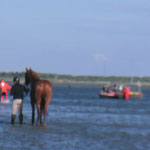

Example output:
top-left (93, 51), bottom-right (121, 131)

top-left (11, 100), bottom-right (17, 124)
top-left (1, 92), bottom-right (6, 102)
top-left (11, 114), bottom-right (16, 124)
top-left (1, 96), bottom-right (3, 102)
top-left (18, 100), bottom-right (23, 124)
top-left (5, 91), bottom-right (8, 99)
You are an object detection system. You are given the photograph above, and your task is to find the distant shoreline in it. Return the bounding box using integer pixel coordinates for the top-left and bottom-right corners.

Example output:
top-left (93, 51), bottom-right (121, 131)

top-left (0, 72), bottom-right (150, 86)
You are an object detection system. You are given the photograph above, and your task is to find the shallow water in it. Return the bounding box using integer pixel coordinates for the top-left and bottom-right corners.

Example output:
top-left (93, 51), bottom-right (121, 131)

top-left (0, 84), bottom-right (150, 150)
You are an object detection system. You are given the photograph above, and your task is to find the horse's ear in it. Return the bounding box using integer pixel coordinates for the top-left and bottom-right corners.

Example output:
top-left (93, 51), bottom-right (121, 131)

top-left (29, 67), bottom-right (32, 71)
top-left (26, 68), bottom-right (28, 71)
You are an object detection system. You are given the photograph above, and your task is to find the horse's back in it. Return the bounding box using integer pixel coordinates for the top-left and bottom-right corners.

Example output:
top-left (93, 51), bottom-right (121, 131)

top-left (38, 80), bottom-right (52, 86)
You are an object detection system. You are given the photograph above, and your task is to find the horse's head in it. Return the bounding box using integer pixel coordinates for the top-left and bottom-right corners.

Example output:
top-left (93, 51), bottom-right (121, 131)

top-left (25, 68), bottom-right (32, 85)
top-left (25, 68), bottom-right (40, 85)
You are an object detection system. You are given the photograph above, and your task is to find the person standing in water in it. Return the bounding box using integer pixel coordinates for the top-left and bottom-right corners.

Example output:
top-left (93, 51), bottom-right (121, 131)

top-left (10, 76), bottom-right (29, 125)
top-left (0, 80), bottom-right (12, 102)
top-left (122, 86), bottom-right (130, 100)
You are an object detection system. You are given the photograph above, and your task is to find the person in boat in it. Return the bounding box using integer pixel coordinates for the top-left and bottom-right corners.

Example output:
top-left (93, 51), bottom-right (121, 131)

top-left (118, 84), bottom-right (124, 92)
top-left (112, 82), bottom-right (119, 92)
top-left (0, 80), bottom-right (12, 102)
top-left (122, 86), bottom-right (130, 100)
top-left (10, 76), bottom-right (29, 125)
top-left (101, 85), bottom-right (110, 93)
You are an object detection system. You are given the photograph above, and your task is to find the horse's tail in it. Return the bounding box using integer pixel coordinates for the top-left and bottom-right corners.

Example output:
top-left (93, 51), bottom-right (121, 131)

top-left (41, 99), bottom-right (45, 112)
top-left (40, 99), bottom-right (48, 115)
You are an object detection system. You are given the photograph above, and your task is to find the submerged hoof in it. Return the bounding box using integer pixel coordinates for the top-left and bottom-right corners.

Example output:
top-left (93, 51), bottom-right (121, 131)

top-left (42, 122), bottom-right (46, 127)
top-left (36, 122), bottom-right (40, 126)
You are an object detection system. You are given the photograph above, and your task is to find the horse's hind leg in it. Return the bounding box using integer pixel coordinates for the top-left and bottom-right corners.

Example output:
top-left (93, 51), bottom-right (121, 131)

top-left (40, 110), bottom-right (42, 125)
top-left (40, 102), bottom-right (44, 125)
top-left (39, 104), bottom-right (42, 125)
top-left (43, 100), bottom-right (50, 126)
top-left (36, 102), bottom-right (42, 126)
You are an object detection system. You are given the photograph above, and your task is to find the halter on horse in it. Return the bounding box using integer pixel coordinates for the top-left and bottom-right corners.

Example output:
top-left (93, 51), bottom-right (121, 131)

top-left (25, 68), bottom-right (52, 126)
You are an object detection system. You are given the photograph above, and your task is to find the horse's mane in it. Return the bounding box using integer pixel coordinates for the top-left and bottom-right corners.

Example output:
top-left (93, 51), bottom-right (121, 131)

top-left (31, 70), bottom-right (40, 81)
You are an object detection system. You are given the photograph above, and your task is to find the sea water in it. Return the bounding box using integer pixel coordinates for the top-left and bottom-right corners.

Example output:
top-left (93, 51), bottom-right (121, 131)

top-left (0, 84), bottom-right (150, 150)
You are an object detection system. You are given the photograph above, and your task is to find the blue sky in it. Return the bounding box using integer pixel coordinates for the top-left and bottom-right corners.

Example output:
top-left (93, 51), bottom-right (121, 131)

top-left (0, 0), bottom-right (150, 76)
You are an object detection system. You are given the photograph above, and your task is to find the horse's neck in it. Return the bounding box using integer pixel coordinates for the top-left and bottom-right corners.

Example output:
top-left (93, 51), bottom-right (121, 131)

top-left (30, 79), bottom-right (39, 87)
top-left (30, 77), bottom-right (39, 88)
top-left (29, 71), bottom-right (40, 90)
top-left (30, 81), bottom-right (39, 96)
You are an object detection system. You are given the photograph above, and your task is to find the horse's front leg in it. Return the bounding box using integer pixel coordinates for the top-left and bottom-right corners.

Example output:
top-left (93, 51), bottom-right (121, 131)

top-left (31, 100), bottom-right (35, 125)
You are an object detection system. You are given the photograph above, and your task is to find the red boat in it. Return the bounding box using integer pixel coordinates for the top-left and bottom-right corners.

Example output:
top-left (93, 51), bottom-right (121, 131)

top-left (99, 84), bottom-right (143, 100)
top-left (99, 90), bottom-right (143, 100)
top-left (99, 90), bottom-right (117, 98)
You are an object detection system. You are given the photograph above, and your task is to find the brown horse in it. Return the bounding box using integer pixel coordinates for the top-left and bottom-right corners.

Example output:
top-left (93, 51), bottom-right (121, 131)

top-left (25, 68), bottom-right (52, 126)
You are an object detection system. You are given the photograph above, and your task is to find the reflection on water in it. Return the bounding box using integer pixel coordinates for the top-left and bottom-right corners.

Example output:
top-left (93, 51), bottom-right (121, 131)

top-left (0, 84), bottom-right (150, 150)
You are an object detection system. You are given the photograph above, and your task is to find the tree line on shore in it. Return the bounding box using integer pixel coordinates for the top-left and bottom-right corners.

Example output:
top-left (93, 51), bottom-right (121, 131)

top-left (0, 72), bottom-right (149, 85)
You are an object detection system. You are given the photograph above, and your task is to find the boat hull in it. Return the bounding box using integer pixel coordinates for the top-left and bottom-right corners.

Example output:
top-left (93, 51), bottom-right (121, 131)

top-left (99, 92), bottom-right (143, 100)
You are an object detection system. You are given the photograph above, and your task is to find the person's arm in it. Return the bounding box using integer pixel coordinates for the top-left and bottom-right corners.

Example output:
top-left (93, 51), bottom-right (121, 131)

top-left (6, 83), bottom-right (12, 90)
top-left (24, 86), bottom-right (29, 96)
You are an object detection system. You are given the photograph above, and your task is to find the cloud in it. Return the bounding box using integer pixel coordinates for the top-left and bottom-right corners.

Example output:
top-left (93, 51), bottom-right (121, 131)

top-left (92, 54), bottom-right (109, 62)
